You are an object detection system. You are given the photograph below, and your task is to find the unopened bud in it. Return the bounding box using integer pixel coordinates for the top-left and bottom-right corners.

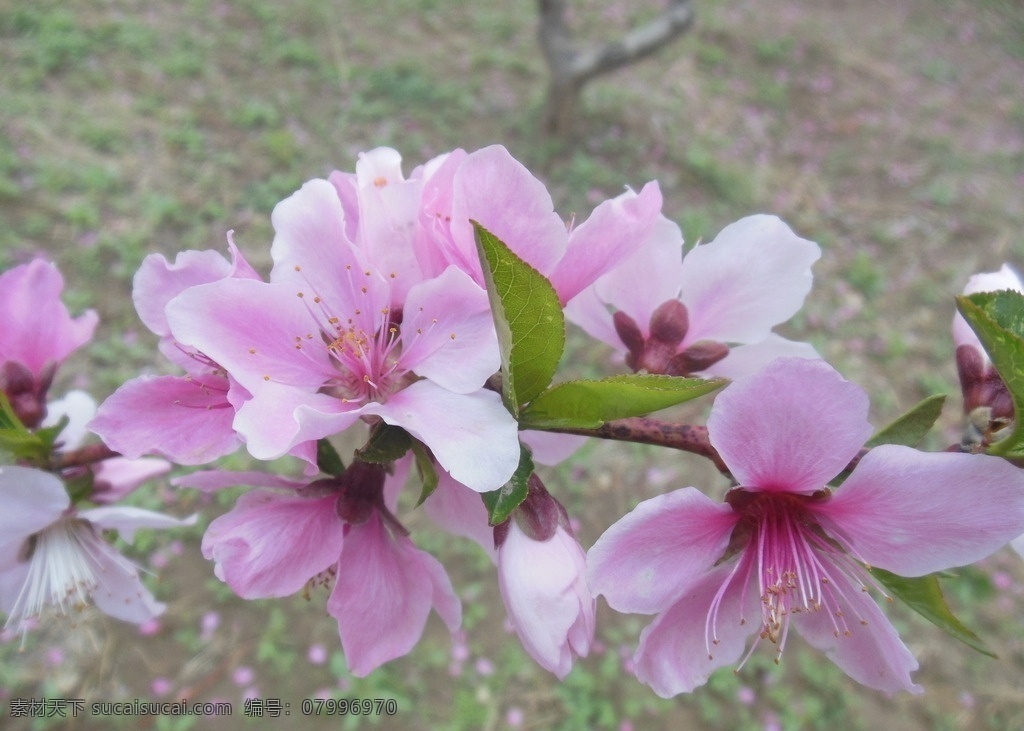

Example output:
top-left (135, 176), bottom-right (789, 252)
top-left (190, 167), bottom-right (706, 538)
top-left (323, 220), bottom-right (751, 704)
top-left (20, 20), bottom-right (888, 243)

top-left (648, 299), bottom-right (689, 346)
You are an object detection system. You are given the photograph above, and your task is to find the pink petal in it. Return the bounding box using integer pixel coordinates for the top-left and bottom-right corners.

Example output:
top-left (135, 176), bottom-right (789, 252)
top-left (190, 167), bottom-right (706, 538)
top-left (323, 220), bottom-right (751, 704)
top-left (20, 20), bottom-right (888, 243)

top-left (166, 279), bottom-right (336, 393)
top-left (562, 285), bottom-right (624, 351)
top-left (328, 513), bottom-right (461, 676)
top-left (172, 470), bottom-right (310, 493)
top-left (702, 334), bottom-right (820, 380)
top-left (132, 249), bottom-right (235, 338)
top-left (707, 358), bottom-right (872, 493)
top-left (398, 266), bottom-right (499, 393)
top-left (366, 382), bottom-right (519, 492)
top-left (269, 178), bottom-right (389, 329)
top-left (518, 430), bottom-right (587, 466)
top-left (90, 375), bottom-right (239, 463)
top-left (679, 215), bottom-right (820, 345)
top-left (633, 564), bottom-right (756, 697)
top-left (81, 506), bottom-right (196, 543)
top-left (235, 384), bottom-right (362, 460)
top-left (87, 542), bottom-right (166, 623)
top-left (587, 487), bottom-right (738, 614)
top-left (201, 491), bottom-right (345, 598)
top-left (90, 457), bottom-right (172, 503)
top-left (448, 145), bottom-right (568, 283)
top-left (590, 216), bottom-right (686, 337)
top-left (794, 568), bottom-right (921, 693)
top-left (350, 148), bottom-right (425, 302)
top-left (497, 523), bottom-right (594, 678)
top-left (814, 445), bottom-right (1024, 576)
top-left (550, 181), bottom-right (663, 304)
top-left (422, 471), bottom-right (496, 556)
top-left (0, 259), bottom-right (97, 375)
top-left (0, 466), bottom-right (68, 560)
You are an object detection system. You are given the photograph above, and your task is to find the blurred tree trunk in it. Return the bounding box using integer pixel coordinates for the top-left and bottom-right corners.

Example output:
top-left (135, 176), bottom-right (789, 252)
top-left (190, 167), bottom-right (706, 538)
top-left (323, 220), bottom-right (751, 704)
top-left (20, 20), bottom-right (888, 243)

top-left (537, 0), bottom-right (696, 137)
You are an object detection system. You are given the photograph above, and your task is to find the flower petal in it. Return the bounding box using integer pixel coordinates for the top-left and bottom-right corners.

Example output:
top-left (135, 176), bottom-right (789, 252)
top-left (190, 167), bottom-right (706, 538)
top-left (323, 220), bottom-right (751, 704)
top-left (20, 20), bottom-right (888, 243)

top-left (399, 266), bottom-right (499, 393)
top-left (422, 471), bottom-right (496, 557)
top-left (589, 216), bottom-right (686, 338)
top-left (85, 541), bottom-right (167, 624)
top-left (702, 333), bottom-right (820, 380)
top-left (794, 568), bottom-right (921, 693)
top-left (498, 522), bottom-right (594, 679)
top-left (707, 358), bottom-right (872, 493)
top-left (448, 145), bottom-right (568, 282)
top-left (0, 259), bottom-right (97, 375)
top-left (166, 279), bottom-right (335, 393)
top-left (201, 491), bottom-right (345, 598)
top-left (815, 445), bottom-right (1024, 576)
top-left (587, 487), bottom-right (738, 615)
top-left (80, 506), bottom-right (196, 544)
top-left (366, 382), bottom-right (519, 492)
top-left (550, 181), bottom-right (663, 304)
top-left (679, 215), bottom-right (820, 345)
top-left (90, 375), bottom-right (239, 463)
top-left (0, 466), bottom-right (69, 553)
top-left (328, 513), bottom-right (461, 676)
top-left (633, 564), bottom-right (756, 697)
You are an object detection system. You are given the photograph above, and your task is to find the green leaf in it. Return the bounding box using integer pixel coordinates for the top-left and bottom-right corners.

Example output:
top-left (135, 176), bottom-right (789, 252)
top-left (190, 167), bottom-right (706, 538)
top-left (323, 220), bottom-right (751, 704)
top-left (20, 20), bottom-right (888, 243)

top-left (872, 567), bottom-right (995, 658)
top-left (480, 444), bottom-right (534, 525)
top-left (473, 221), bottom-right (565, 412)
top-left (0, 391), bottom-right (22, 430)
top-left (355, 424), bottom-right (412, 464)
top-left (316, 438), bottom-right (346, 477)
top-left (520, 374), bottom-right (727, 429)
top-left (865, 394), bottom-right (946, 448)
top-left (411, 441), bottom-right (439, 507)
top-left (956, 291), bottom-right (1024, 457)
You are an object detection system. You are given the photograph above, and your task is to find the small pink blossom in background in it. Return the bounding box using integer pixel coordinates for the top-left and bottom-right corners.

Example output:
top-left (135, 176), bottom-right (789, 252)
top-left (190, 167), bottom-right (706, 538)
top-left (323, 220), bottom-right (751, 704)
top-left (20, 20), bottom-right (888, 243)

top-left (200, 611), bottom-right (219, 640)
top-left (45, 647), bottom-right (64, 666)
top-left (307, 643), bottom-right (328, 665)
top-left (137, 618), bottom-right (162, 636)
top-left (232, 666), bottom-right (255, 686)
top-left (588, 358), bottom-right (1024, 696)
top-left (474, 658), bottom-right (494, 677)
top-left (150, 678), bottom-right (173, 697)
top-left (505, 707), bottom-right (525, 728)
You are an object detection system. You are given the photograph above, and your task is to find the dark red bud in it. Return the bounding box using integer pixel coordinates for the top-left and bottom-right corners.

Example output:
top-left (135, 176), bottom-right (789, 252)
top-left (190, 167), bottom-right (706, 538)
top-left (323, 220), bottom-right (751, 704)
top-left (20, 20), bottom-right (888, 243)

top-left (0, 360), bottom-right (46, 428)
top-left (613, 310), bottom-right (645, 364)
top-left (667, 340), bottom-right (730, 376)
top-left (512, 474), bottom-right (567, 542)
top-left (648, 299), bottom-right (689, 346)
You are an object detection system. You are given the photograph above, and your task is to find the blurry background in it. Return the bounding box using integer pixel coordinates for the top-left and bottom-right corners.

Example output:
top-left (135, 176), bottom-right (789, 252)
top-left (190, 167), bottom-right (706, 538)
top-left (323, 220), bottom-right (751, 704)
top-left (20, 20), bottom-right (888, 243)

top-left (2, 0), bottom-right (1023, 728)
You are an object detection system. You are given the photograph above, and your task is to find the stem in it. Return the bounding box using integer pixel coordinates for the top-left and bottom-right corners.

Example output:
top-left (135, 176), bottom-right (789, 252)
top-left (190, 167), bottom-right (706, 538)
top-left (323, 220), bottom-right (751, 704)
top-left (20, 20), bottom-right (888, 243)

top-left (54, 443), bottom-right (119, 470)
top-left (547, 417), bottom-right (729, 474)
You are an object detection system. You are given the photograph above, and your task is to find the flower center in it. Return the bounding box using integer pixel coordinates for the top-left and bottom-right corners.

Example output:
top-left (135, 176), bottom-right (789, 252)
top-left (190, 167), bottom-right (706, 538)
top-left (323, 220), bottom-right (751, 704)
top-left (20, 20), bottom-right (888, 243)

top-left (706, 488), bottom-right (883, 665)
top-left (6, 517), bottom-right (138, 633)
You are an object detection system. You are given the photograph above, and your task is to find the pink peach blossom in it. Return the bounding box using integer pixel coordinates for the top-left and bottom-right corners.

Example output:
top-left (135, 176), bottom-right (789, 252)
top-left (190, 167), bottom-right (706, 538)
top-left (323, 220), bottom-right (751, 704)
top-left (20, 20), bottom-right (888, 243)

top-left (588, 358), bottom-right (1024, 696)
top-left (565, 215), bottom-right (820, 378)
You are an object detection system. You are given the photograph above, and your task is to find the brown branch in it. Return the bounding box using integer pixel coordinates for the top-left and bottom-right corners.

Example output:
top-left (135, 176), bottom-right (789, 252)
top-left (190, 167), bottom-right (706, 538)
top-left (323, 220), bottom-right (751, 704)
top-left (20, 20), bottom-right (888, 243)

top-left (547, 417), bottom-right (730, 474)
top-left (538, 0), bottom-right (695, 135)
